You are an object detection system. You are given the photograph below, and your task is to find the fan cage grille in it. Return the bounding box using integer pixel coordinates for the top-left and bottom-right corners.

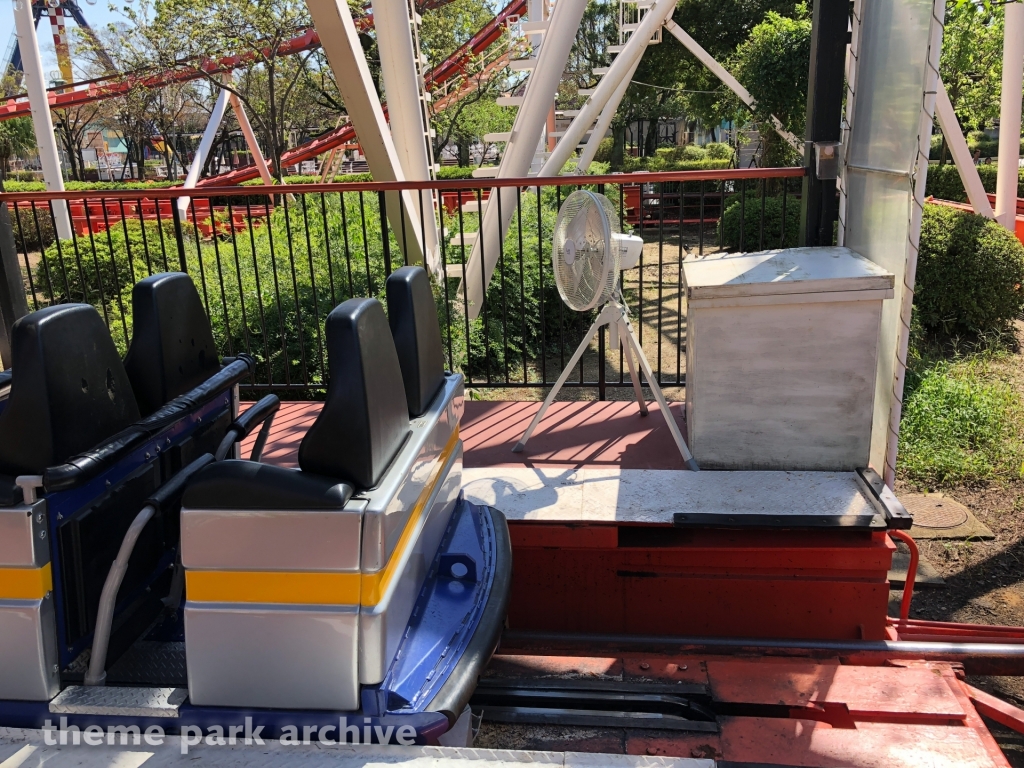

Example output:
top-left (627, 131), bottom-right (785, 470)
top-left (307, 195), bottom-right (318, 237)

top-left (552, 190), bottom-right (620, 311)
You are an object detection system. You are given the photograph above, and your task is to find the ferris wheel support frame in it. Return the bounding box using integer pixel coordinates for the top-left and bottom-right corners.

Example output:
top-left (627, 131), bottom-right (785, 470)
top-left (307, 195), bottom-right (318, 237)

top-left (460, 0), bottom-right (590, 319)
top-left (371, 0), bottom-right (440, 272)
top-left (12, 0), bottom-right (72, 241)
top-left (307, 0), bottom-right (430, 269)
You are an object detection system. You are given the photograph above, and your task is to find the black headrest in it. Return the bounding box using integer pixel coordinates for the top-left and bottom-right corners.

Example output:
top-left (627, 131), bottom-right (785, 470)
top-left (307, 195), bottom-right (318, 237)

top-left (0, 304), bottom-right (141, 476)
top-left (124, 272), bottom-right (221, 417)
top-left (298, 299), bottom-right (410, 489)
top-left (386, 266), bottom-right (446, 418)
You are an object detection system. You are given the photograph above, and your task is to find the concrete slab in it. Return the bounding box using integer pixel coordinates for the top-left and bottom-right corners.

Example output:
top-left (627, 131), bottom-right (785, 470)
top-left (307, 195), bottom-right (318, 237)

top-left (888, 550), bottom-right (946, 587)
top-left (462, 467), bottom-right (875, 523)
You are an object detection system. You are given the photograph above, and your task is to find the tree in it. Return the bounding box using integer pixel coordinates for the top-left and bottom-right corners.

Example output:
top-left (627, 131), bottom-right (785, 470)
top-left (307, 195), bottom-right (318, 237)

top-left (52, 103), bottom-right (103, 181)
top-left (119, 0), bottom-right (315, 182)
top-left (729, 7), bottom-right (810, 167)
top-left (937, 1), bottom-right (1004, 163)
top-left (422, 0), bottom-right (514, 164)
top-left (603, 0), bottom-right (801, 166)
top-left (0, 118), bottom-right (35, 181)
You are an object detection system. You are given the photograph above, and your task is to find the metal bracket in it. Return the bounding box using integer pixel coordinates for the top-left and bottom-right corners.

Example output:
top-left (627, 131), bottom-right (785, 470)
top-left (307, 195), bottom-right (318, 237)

top-left (856, 466), bottom-right (914, 529)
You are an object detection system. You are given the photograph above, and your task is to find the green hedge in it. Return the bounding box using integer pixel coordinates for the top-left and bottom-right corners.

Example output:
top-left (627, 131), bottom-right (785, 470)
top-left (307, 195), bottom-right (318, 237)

top-left (914, 203), bottom-right (1024, 333)
top-left (925, 163), bottom-right (1024, 203)
top-left (718, 195), bottom-right (800, 252)
top-left (930, 133), bottom-right (1024, 161)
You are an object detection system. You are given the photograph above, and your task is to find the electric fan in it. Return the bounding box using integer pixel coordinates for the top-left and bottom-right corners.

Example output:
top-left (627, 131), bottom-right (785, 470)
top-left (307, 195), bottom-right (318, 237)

top-left (513, 190), bottom-right (698, 469)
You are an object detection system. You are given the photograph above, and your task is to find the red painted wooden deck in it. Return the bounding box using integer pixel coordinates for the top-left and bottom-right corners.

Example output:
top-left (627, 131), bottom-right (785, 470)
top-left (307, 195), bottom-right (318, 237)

top-left (242, 399), bottom-right (689, 470)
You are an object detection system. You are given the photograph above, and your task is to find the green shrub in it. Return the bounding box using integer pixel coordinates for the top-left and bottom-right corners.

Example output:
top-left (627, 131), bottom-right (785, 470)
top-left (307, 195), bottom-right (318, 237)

top-left (679, 145), bottom-right (707, 161)
top-left (619, 156), bottom-right (732, 174)
top-left (704, 142), bottom-right (734, 160)
top-left (10, 204), bottom-right (56, 251)
top-left (914, 203), bottom-right (1024, 333)
top-left (436, 166), bottom-right (477, 180)
top-left (3, 181), bottom-right (46, 193)
top-left (898, 354), bottom-right (1024, 486)
top-left (592, 137), bottom-right (614, 163)
top-left (925, 163), bottom-right (1024, 202)
top-left (718, 195), bottom-right (800, 252)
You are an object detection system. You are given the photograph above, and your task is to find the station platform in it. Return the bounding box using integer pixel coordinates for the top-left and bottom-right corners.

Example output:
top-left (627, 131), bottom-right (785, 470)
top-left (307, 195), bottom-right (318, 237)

top-left (0, 729), bottom-right (715, 768)
top-left (243, 399), bottom-right (897, 642)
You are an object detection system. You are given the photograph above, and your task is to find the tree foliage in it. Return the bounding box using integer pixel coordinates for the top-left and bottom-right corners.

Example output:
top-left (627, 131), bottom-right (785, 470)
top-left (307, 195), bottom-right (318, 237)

top-left (730, 7), bottom-right (809, 166)
top-left (940, 2), bottom-right (1005, 134)
top-left (0, 118), bottom-right (35, 181)
top-left (119, 0), bottom-right (316, 181)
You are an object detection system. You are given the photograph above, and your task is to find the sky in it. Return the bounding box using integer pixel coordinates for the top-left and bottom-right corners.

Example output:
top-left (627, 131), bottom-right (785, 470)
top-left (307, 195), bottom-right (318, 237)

top-left (4, 1), bottom-right (126, 83)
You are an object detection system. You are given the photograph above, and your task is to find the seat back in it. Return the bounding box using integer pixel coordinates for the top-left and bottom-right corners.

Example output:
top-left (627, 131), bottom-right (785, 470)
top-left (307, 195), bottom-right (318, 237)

top-left (386, 266), bottom-right (446, 417)
top-left (298, 299), bottom-right (410, 489)
top-left (0, 304), bottom-right (141, 476)
top-left (124, 273), bottom-right (220, 416)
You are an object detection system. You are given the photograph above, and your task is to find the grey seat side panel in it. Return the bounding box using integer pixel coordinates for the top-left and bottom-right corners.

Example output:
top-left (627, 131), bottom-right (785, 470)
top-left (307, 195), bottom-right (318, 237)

top-left (359, 445), bottom-right (462, 685)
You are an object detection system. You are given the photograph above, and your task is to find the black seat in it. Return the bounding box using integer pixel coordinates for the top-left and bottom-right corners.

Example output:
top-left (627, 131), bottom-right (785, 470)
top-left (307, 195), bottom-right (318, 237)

top-left (0, 304), bottom-right (141, 477)
top-left (298, 298), bottom-right (410, 489)
top-left (386, 267), bottom-right (446, 418)
top-left (124, 273), bottom-right (221, 417)
top-left (184, 298), bottom-right (410, 508)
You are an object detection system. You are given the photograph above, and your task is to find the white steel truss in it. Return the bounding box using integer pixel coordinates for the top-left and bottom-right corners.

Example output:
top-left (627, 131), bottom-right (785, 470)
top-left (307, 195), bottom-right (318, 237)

top-left (307, 0), bottom-right (431, 269)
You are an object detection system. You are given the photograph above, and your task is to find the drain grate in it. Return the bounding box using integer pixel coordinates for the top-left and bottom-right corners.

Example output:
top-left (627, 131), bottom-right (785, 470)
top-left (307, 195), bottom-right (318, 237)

top-left (902, 495), bottom-right (970, 529)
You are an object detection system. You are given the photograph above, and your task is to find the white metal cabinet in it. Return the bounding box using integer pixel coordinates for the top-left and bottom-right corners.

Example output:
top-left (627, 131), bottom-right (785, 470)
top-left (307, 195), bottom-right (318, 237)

top-left (682, 247), bottom-right (894, 470)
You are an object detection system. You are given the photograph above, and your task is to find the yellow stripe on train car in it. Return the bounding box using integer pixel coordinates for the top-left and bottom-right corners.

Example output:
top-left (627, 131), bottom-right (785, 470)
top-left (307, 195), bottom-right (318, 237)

top-left (0, 562), bottom-right (53, 600)
top-left (185, 426), bottom-right (461, 608)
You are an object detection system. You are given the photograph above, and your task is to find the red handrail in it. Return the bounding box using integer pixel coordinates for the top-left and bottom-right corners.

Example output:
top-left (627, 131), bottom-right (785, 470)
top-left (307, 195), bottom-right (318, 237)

top-left (0, 167), bottom-right (807, 203)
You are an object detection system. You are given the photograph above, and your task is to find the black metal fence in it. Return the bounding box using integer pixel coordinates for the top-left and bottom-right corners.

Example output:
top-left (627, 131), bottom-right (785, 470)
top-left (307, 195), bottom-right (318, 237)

top-left (1, 167), bottom-right (805, 398)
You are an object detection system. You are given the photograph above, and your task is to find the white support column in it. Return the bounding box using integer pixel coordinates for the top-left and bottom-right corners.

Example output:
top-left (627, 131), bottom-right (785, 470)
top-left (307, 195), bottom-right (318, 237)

top-left (13, 0), bottom-right (72, 240)
top-left (371, 0), bottom-right (440, 272)
top-left (538, 0), bottom-right (677, 177)
top-left (663, 19), bottom-right (801, 152)
top-left (307, 0), bottom-right (427, 267)
top-left (995, 1), bottom-right (1024, 232)
top-left (177, 86), bottom-right (230, 220)
top-left (228, 93), bottom-right (275, 187)
top-left (461, 0), bottom-right (590, 319)
top-left (935, 80), bottom-right (994, 218)
top-left (577, 56), bottom-right (640, 173)
top-left (882, 0), bottom-right (946, 487)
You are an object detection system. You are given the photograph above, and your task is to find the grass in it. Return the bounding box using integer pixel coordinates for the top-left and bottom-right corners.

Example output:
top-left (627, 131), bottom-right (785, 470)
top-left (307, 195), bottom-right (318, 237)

top-left (898, 330), bottom-right (1024, 488)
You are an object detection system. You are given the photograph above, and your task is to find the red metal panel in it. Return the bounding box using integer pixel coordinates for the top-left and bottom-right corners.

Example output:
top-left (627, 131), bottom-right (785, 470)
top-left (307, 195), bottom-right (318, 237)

top-left (508, 537), bottom-right (891, 641)
top-left (509, 524), bottom-right (619, 549)
top-left (963, 682), bottom-right (1024, 736)
top-left (509, 548), bottom-right (888, 643)
top-left (621, 656), bottom-right (709, 686)
top-left (719, 717), bottom-right (1003, 767)
top-left (706, 660), bottom-right (965, 720)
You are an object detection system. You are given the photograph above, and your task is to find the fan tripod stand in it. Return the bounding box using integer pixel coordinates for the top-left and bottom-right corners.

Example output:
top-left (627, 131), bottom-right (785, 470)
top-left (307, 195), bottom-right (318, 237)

top-left (513, 299), bottom-right (699, 470)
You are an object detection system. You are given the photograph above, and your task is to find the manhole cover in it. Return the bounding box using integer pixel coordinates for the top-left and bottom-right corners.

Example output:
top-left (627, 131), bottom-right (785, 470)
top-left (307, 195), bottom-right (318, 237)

top-left (902, 494), bottom-right (970, 529)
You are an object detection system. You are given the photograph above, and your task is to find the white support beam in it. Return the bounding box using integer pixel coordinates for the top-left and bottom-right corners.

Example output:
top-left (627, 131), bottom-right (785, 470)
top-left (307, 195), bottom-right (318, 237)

top-left (177, 86), bottom-right (230, 220)
top-left (461, 0), bottom-right (590, 319)
top-left (995, 2), bottom-right (1024, 232)
top-left (229, 93), bottom-right (275, 187)
top-left (577, 56), bottom-right (641, 173)
top-left (934, 80), bottom-right (994, 218)
top-left (539, 0), bottom-right (677, 177)
top-left (307, 0), bottom-right (428, 267)
top-left (663, 19), bottom-right (801, 152)
top-left (371, 0), bottom-right (440, 272)
top-left (14, 0), bottom-right (71, 240)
